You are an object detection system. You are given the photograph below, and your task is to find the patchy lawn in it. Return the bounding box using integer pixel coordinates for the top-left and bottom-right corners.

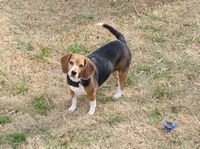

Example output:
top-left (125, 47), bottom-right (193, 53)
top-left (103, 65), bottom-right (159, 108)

top-left (0, 0), bottom-right (199, 148)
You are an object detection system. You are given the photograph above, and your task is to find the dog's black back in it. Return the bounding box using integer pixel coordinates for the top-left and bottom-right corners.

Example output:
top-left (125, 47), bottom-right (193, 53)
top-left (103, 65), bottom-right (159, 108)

top-left (88, 24), bottom-right (131, 86)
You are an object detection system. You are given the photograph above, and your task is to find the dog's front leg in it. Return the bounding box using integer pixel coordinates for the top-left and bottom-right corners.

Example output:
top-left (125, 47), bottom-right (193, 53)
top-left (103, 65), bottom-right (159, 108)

top-left (87, 93), bottom-right (96, 115)
top-left (68, 96), bottom-right (77, 112)
top-left (68, 90), bottom-right (77, 112)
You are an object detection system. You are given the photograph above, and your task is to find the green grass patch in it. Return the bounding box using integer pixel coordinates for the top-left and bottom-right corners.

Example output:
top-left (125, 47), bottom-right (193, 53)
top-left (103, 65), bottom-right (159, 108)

top-left (0, 132), bottom-right (27, 146)
top-left (7, 132), bottom-right (26, 144)
top-left (0, 77), bottom-right (6, 91)
top-left (144, 24), bottom-right (161, 32)
top-left (68, 42), bottom-right (88, 54)
top-left (97, 91), bottom-right (115, 104)
top-left (15, 77), bottom-right (29, 94)
top-left (68, 128), bottom-right (90, 146)
top-left (127, 72), bottom-right (139, 86)
top-left (135, 60), bottom-right (173, 79)
top-left (180, 36), bottom-right (194, 46)
top-left (107, 114), bottom-right (124, 125)
top-left (36, 127), bottom-right (49, 134)
top-left (151, 33), bottom-right (166, 43)
top-left (32, 95), bottom-right (51, 115)
top-left (122, 6), bottom-right (131, 15)
top-left (152, 85), bottom-right (166, 99)
top-left (152, 84), bottom-right (171, 100)
top-left (43, 131), bottom-right (57, 147)
top-left (16, 40), bottom-right (34, 51)
top-left (177, 55), bottom-right (200, 75)
top-left (196, 36), bottom-right (200, 44)
top-left (149, 108), bottom-right (162, 122)
top-left (0, 115), bottom-right (11, 124)
top-left (37, 47), bottom-right (50, 60)
top-left (136, 97), bottom-right (149, 105)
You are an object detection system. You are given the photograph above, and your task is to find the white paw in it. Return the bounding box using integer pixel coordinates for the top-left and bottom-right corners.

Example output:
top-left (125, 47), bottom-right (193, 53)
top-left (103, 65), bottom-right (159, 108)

top-left (88, 109), bottom-right (95, 115)
top-left (88, 100), bottom-right (96, 115)
top-left (68, 96), bottom-right (77, 112)
top-left (113, 88), bottom-right (122, 99)
top-left (68, 106), bottom-right (76, 112)
top-left (113, 93), bottom-right (122, 99)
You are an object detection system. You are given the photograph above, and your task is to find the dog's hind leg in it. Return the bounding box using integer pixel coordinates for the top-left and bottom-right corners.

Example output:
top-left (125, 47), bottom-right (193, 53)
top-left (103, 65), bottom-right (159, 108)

top-left (113, 69), bottom-right (128, 99)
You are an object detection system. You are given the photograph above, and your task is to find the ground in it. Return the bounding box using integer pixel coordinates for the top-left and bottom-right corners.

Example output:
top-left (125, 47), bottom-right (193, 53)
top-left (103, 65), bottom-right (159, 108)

top-left (0, 0), bottom-right (200, 148)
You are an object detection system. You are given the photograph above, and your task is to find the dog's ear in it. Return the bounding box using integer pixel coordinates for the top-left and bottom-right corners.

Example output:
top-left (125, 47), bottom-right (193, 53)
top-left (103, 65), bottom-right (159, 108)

top-left (80, 58), bottom-right (95, 80)
top-left (60, 54), bottom-right (72, 73)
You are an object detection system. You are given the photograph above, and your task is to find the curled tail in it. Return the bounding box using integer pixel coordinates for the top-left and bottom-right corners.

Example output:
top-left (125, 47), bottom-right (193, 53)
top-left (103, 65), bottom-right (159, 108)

top-left (96, 23), bottom-right (126, 43)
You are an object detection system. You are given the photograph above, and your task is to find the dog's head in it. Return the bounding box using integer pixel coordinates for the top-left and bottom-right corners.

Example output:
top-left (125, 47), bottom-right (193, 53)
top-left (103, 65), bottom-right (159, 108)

top-left (61, 53), bottom-right (95, 81)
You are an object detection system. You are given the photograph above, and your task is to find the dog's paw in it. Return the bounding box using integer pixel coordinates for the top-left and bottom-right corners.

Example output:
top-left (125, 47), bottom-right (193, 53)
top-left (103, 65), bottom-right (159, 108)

top-left (113, 88), bottom-right (122, 99)
top-left (88, 109), bottom-right (95, 115)
top-left (113, 93), bottom-right (122, 99)
top-left (68, 107), bottom-right (76, 112)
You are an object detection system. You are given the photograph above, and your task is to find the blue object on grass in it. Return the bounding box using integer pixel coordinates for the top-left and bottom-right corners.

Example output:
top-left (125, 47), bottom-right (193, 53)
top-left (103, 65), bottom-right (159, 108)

top-left (164, 119), bottom-right (177, 132)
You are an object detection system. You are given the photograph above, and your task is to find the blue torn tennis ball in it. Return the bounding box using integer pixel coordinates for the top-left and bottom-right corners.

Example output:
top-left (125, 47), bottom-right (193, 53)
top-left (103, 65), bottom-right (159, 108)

top-left (164, 119), bottom-right (177, 132)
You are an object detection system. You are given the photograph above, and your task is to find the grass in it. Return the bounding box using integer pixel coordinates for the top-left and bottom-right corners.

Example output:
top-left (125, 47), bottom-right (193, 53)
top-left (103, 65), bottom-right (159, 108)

top-left (43, 131), bottom-right (57, 147)
top-left (151, 84), bottom-right (173, 100)
top-left (67, 128), bottom-right (91, 146)
top-left (180, 36), bottom-right (194, 46)
top-left (68, 42), bottom-right (88, 54)
top-left (149, 108), bottom-right (162, 122)
top-left (177, 55), bottom-right (200, 76)
top-left (127, 71), bottom-right (139, 86)
top-left (37, 47), bottom-right (50, 60)
top-left (0, 132), bottom-right (27, 147)
top-left (144, 24), bottom-right (161, 32)
top-left (152, 85), bottom-right (166, 99)
top-left (151, 14), bottom-right (166, 22)
top-left (7, 132), bottom-right (26, 144)
top-left (151, 33), bottom-right (166, 43)
top-left (31, 95), bottom-right (51, 115)
top-left (72, 13), bottom-right (94, 25)
top-left (0, 115), bottom-right (11, 124)
top-left (15, 77), bottom-right (29, 94)
top-left (66, 127), bottom-right (110, 147)
top-left (107, 114), bottom-right (124, 125)
top-left (170, 106), bottom-right (181, 114)
top-left (0, 77), bottom-right (6, 91)
top-left (122, 6), bottom-right (131, 15)
top-left (16, 40), bottom-right (34, 51)
top-left (0, 0), bottom-right (200, 148)
top-left (142, 11), bottom-right (168, 22)
top-left (135, 60), bottom-right (173, 80)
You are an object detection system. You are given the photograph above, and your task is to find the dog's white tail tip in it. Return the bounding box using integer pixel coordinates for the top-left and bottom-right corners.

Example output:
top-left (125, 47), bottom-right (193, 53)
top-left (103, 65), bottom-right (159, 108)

top-left (96, 22), bottom-right (104, 26)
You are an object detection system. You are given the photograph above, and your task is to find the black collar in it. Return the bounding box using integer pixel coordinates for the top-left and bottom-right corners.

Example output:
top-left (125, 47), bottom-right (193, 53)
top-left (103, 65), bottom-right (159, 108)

top-left (67, 75), bottom-right (90, 87)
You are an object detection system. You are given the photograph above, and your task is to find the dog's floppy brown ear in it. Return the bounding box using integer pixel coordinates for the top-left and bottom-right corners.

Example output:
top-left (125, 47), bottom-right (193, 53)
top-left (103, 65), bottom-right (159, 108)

top-left (60, 54), bottom-right (72, 73)
top-left (80, 58), bottom-right (95, 80)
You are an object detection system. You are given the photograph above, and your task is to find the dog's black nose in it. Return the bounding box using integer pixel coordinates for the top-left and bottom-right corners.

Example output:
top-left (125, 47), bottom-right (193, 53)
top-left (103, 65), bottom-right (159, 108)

top-left (71, 70), bottom-right (77, 76)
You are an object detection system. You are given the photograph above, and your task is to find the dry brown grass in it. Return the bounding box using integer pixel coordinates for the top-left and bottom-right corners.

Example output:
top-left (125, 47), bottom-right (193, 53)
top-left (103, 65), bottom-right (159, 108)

top-left (0, 0), bottom-right (200, 148)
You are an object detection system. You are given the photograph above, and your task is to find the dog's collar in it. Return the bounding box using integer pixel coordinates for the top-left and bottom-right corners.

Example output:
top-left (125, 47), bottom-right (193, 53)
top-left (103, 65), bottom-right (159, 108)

top-left (67, 75), bottom-right (90, 87)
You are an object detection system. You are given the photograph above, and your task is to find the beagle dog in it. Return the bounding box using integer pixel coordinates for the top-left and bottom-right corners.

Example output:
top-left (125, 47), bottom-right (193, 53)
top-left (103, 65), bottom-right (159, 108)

top-left (61, 23), bottom-right (131, 115)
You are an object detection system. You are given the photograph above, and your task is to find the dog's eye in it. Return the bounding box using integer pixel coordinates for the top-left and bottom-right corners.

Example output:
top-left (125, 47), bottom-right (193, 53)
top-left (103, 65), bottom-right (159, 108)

top-left (79, 64), bottom-right (84, 68)
top-left (69, 61), bottom-right (74, 65)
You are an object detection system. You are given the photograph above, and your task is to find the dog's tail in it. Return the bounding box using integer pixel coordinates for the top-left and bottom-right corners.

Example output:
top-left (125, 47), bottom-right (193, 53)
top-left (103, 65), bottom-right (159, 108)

top-left (96, 23), bottom-right (126, 43)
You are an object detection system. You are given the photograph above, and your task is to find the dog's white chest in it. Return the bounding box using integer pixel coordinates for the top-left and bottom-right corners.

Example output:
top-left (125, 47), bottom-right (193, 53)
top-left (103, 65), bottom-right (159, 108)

top-left (69, 85), bottom-right (87, 96)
